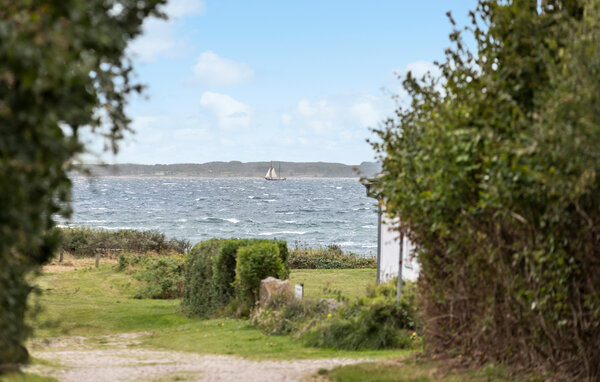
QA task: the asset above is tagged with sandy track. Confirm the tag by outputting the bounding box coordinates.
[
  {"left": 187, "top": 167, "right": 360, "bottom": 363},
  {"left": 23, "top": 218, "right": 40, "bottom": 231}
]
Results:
[{"left": 27, "top": 333, "right": 364, "bottom": 381}]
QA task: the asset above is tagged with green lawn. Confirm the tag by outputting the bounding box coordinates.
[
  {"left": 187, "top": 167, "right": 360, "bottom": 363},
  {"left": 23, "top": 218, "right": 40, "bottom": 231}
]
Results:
[
  {"left": 321, "top": 360, "right": 517, "bottom": 382},
  {"left": 29, "top": 265, "right": 403, "bottom": 360},
  {"left": 289, "top": 268, "right": 376, "bottom": 299}
]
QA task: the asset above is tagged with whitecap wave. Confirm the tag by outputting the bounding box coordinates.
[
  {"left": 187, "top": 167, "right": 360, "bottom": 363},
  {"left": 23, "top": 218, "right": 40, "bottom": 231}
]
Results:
[{"left": 258, "top": 231, "right": 306, "bottom": 236}]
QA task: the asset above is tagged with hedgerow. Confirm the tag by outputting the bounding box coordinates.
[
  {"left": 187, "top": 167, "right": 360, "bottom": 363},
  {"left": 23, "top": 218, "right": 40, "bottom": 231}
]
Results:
[
  {"left": 288, "top": 245, "right": 376, "bottom": 269},
  {"left": 182, "top": 238, "right": 289, "bottom": 318},
  {"left": 60, "top": 227, "right": 191, "bottom": 257},
  {"left": 370, "top": 1, "right": 600, "bottom": 378}
]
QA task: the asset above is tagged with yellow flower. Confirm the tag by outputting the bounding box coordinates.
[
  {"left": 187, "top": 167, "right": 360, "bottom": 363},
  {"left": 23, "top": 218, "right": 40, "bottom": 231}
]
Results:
[
  {"left": 412, "top": 332, "right": 417, "bottom": 337},
  {"left": 221, "top": 323, "right": 225, "bottom": 327},
  {"left": 327, "top": 313, "right": 332, "bottom": 318}
]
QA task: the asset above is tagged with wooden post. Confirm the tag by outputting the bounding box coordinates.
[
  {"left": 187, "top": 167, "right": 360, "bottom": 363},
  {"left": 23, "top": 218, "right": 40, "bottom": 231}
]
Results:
[
  {"left": 59, "top": 250, "right": 64, "bottom": 263},
  {"left": 397, "top": 231, "right": 404, "bottom": 304},
  {"left": 95, "top": 251, "right": 100, "bottom": 268}
]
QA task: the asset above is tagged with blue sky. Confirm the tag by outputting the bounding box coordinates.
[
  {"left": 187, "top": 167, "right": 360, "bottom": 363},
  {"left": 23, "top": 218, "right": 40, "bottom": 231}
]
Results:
[{"left": 97, "top": 0, "right": 478, "bottom": 165}]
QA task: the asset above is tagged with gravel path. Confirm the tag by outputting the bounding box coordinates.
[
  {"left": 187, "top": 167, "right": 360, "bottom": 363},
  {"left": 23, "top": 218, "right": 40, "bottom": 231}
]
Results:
[{"left": 27, "top": 333, "right": 364, "bottom": 381}]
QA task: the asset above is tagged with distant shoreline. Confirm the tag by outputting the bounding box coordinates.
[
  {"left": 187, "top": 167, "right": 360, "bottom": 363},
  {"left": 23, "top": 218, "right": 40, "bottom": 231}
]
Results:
[{"left": 76, "top": 161, "right": 382, "bottom": 179}]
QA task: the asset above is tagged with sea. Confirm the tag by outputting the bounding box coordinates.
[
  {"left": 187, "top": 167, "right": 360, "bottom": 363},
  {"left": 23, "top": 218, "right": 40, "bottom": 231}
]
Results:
[{"left": 61, "top": 177, "right": 379, "bottom": 256}]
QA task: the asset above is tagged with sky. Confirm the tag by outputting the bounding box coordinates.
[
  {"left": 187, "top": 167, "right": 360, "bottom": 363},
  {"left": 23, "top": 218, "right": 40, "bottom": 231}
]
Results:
[{"left": 95, "top": 0, "right": 478, "bottom": 165}]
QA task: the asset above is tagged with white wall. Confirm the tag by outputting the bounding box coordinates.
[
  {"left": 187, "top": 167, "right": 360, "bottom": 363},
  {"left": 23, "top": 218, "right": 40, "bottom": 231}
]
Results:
[{"left": 379, "top": 214, "right": 420, "bottom": 283}]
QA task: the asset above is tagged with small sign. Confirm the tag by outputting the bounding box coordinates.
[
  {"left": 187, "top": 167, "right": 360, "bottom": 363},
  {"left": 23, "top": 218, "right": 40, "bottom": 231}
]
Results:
[{"left": 294, "top": 284, "right": 304, "bottom": 299}]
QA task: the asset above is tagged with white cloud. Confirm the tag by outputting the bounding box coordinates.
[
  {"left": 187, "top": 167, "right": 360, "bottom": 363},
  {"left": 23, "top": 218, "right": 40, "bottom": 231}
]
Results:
[
  {"left": 295, "top": 99, "right": 335, "bottom": 119},
  {"left": 351, "top": 100, "right": 380, "bottom": 127},
  {"left": 191, "top": 51, "right": 254, "bottom": 87},
  {"left": 128, "top": 0, "right": 205, "bottom": 63},
  {"left": 161, "top": 0, "right": 205, "bottom": 18},
  {"left": 199, "top": 92, "right": 252, "bottom": 128},
  {"left": 280, "top": 113, "right": 292, "bottom": 126},
  {"left": 174, "top": 127, "right": 209, "bottom": 141}
]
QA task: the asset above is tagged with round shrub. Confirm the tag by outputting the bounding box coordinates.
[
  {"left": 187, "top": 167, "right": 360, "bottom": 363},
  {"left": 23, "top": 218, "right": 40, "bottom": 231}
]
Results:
[{"left": 235, "top": 242, "right": 286, "bottom": 307}]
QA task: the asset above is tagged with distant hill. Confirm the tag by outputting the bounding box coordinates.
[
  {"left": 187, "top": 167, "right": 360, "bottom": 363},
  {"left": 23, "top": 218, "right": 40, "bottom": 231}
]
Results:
[{"left": 79, "top": 161, "right": 382, "bottom": 178}]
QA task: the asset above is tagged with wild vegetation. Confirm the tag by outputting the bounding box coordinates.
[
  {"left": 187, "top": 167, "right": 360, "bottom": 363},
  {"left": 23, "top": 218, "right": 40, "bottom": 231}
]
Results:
[
  {"left": 116, "top": 253, "right": 186, "bottom": 299},
  {"left": 60, "top": 227, "right": 191, "bottom": 257},
  {"left": 371, "top": 0, "right": 600, "bottom": 379},
  {"left": 251, "top": 279, "right": 419, "bottom": 351},
  {"left": 288, "top": 245, "right": 376, "bottom": 269},
  {"left": 0, "top": 0, "right": 164, "bottom": 372}
]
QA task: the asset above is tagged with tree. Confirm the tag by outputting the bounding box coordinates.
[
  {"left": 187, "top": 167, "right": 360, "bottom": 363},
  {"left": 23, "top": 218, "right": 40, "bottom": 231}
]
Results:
[
  {"left": 371, "top": 0, "right": 599, "bottom": 379},
  {"left": 0, "top": 0, "right": 165, "bottom": 372}
]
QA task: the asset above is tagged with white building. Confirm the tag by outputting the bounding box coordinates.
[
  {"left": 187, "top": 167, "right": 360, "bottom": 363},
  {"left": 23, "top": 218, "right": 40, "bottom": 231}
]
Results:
[{"left": 364, "top": 183, "right": 420, "bottom": 284}]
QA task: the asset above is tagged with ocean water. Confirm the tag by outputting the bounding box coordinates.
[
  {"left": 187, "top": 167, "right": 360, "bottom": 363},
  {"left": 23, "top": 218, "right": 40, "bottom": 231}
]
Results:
[{"left": 61, "top": 177, "right": 379, "bottom": 255}]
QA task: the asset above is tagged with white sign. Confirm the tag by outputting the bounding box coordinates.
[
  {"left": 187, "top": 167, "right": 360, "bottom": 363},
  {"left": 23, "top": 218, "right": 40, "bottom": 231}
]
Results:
[{"left": 294, "top": 284, "right": 304, "bottom": 299}]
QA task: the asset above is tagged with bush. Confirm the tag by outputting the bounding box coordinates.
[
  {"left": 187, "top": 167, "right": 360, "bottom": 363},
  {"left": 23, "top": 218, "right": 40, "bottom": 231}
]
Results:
[
  {"left": 59, "top": 227, "right": 191, "bottom": 257},
  {"left": 251, "top": 293, "right": 330, "bottom": 336},
  {"left": 302, "top": 281, "right": 417, "bottom": 350},
  {"left": 235, "top": 242, "right": 286, "bottom": 312},
  {"left": 115, "top": 252, "right": 146, "bottom": 272},
  {"left": 132, "top": 255, "right": 185, "bottom": 299},
  {"left": 371, "top": 2, "right": 600, "bottom": 378},
  {"left": 115, "top": 252, "right": 185, "bottom": 299},
  {"left": 182, "top": 238, "right": 290, "bottom": 318},
  {"left": 289, "top": 245, "right": 376, "bottom": 269},
  {"left": 182, "top": 239, "right": 222, "bottom": 318}
]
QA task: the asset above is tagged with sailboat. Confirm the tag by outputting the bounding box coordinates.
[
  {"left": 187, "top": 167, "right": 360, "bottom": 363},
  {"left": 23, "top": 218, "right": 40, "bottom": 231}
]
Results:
[{"left": 265, "top": 161, "right": 286, "bottom": 181}]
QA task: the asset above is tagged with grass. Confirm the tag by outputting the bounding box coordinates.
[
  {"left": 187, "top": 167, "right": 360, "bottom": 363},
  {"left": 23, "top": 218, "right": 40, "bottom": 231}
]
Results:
[
  {"left": 289, "top": 268, "right": 376, "bottom": 299},
  {"left": 320, "top": 359, "right": 517, "bottom": 382},
  {"left": 0, "top": 373, "right": 58, "bottom": 382},
  {"left": 30, "top": 264, "right": 403, "bottom": 360}
]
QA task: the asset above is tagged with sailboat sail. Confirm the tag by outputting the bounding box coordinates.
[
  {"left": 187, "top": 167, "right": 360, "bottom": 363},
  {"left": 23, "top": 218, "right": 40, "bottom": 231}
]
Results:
[{"left": 264, "top": 162, "right": 286, "bottom": 180}]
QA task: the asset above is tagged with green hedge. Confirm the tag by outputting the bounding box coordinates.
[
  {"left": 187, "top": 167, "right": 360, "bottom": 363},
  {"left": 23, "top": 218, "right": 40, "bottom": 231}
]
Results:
[
  {"left": 182, "top": 239, "right": 222, "bottom": 318},
  {"left": 59, "top": 227, "right": 191, "bottom": 257},
  {"left": 235, "top": 242, "right": 286, "bottom": 310},
  {"left": 182, "top": 238, "right": 289, "bottom": 318}
]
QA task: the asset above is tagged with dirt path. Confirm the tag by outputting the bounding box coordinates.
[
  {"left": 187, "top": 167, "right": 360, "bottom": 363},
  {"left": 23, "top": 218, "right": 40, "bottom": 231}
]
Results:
[{"left": 27, "top": 333, "right": 364, "bottom": 381}]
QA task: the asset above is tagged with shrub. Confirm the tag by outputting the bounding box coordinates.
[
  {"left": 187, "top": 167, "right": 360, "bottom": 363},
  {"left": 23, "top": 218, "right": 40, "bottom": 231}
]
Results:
[
  {"left": 183, "top": 238, "right": 290, "bottom": 318},
  {"left": 182, "top": 239, "right": 223, "bottom": 318},
  {"left": 302, "top": 281, "right": 417, "bottom": 350},
  {"left": 59, "top": 227, "right": 191, "bottom": 257},
  {"left": 289, "top": 245, "right": 376, "bottom": 269},
  {"left": 115, "top": 252, "right": 185, "bottom": 299},
  {"left": 212, "top": 239, "right": 254, "bottom": 302},
  {"left": 251, "top": 293, "right": 330, "bottom": 336},
  {"left": 234, "top": 242, "right": 286, "bottom": 312},
  {"left": 132, "top": 255, "right": 185, "bottom": 299},
  {"left": 115, "top": 252, "right": 146, "bottom": 272}
]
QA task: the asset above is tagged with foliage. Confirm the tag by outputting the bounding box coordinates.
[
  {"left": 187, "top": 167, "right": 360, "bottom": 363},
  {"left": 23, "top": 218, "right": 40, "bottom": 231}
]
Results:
[
  {"left": 234, "top": 242, "right": 286, "bottom": 312},
  {"left": 60, "top": 227, "right": 190, "bottom": 257},
  {"left": 212, "top": 239, "right": 289, "bottom": 301},
  {"left": 183, "top": 239, "right": 289, "bottom": 318},
  {"left": 289, "top": 245, "right": 376, "bottom": 269},
  {"left": 115, "top": 253, "right": 186, "bottom": 299},
  {"left": 181, "top": 240, "right": 222, "bottom": 318},
  {"left": 0, "top": 0, "right": 163, "bottom": 372},
  {"left": 302, "top": 281, "right": 417, "bottom": 350},
  {"left": 250, "top": 293, "right": 330, "bottom": 336},
  {"left": 370, "top": 0, "right": 600, "bottom": 378}
]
